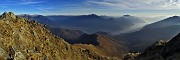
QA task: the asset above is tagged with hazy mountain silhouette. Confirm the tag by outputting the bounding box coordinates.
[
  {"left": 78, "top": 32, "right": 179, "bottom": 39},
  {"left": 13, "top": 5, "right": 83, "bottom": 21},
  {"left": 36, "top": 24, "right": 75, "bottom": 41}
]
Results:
[
  {"left": 143, "top": 16, "right": 180, "bottom": 29},
  {"left": 20, "top": 14, "right": 145, "bottom": 34},
  {"left": 46, "top": 14, "right": 145, "bottom": 34},
  {"left": 122, "top": 16, "right": 180, "bottom": 51}
]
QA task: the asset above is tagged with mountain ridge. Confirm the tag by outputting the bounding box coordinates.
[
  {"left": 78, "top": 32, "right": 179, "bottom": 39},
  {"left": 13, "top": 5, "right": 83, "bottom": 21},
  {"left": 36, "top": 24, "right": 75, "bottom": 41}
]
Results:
[
  {"left": 47, "top": 27, "right": 129, "bottom": 59},
  {"left": 122, "top": 16, "right": 180, "bottom": 51},
  {"left": 0, "top": 12, "right": 117, "bottom": 60}
]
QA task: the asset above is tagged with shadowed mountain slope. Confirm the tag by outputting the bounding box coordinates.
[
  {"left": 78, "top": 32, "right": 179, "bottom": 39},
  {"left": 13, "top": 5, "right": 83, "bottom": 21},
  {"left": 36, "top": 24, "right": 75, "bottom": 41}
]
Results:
[
  {"left": 47, "top": 27, "right": 129, "bottom": 59},
  {"left": 73, "top": 33, "right": 129, "bottom": 59}
]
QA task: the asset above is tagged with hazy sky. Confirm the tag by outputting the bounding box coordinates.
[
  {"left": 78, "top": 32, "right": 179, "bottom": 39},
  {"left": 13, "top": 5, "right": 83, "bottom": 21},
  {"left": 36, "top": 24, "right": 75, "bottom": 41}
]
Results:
[{"left": 0, "top": 0, "right": 180, "bottom": 17}]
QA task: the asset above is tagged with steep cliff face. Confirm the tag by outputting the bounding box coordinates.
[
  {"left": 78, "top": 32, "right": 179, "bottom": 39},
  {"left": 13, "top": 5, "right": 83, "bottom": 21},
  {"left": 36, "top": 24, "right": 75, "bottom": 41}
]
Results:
[{"left": 0, "top": 12, "right": 115, "bottom": 60}]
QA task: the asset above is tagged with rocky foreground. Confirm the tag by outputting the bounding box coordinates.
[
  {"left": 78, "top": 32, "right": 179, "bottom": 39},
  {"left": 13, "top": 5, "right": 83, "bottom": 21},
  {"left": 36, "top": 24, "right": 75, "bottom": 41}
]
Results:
[{"left": 0, "top": 12, "right": 119, "bottom": 60}]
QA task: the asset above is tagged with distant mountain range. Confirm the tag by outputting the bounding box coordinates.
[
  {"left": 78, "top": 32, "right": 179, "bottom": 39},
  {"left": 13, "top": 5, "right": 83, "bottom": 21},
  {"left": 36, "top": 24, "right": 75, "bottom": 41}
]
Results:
[
  {"left": 20, "top": 14, "right": 145, "bottom": 34},
  {"left": 19, "top": 14, "right": 55, "bottom": 26},
  {"left": 122, "top": 16, "right": 180, "bottom": 51}
]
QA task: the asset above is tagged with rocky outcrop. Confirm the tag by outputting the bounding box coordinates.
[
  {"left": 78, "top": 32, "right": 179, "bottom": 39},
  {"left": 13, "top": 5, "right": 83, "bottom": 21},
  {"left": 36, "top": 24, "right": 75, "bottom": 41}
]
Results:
[
  {"left": 0, "top": 12, "right": 117, "bottom": 60},
  {"left": 0, "top": 12, "right": 16, "bottom": 19},
  {"left": 123, "top": 52, "right": 141, "bottom": 60},
  {"left": 135, "top": 40, "right": 167, "bottom": 60}
]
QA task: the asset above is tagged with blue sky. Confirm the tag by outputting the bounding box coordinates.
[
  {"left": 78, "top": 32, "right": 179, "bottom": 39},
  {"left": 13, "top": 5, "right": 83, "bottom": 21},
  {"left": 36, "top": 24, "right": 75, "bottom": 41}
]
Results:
[{"left": 0, "top": 0, "right": 180, "bottom": 17}]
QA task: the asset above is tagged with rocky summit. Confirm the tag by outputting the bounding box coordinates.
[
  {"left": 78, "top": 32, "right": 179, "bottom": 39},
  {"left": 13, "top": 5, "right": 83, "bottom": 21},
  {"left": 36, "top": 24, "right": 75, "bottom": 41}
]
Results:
[{"left": 0, "top": 12, "right": 117, "bottom": 60}]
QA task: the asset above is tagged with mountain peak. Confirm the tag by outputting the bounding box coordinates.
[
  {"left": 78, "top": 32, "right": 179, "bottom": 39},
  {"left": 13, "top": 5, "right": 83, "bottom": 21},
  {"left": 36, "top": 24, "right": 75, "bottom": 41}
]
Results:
[
  {"left": 153, "top": 40, "right": 167, "bottom": 46},
  {"left": 0, "top": 12, "right": 16, "bottom": 19},
  {"left": 80, "top": 14, "right": 99, "bottom": 18},
  {"left": 90, "top": 14, "right": 98, "bottom": 16},
  {"left": 166, "top": 16, "right": 179, "bottom": 19},
  {"left": 172, "top": 15, "right": 179, "bottom": 17},
  {"left": 123, "top": 15, "right": 131, "bottom": 17}
]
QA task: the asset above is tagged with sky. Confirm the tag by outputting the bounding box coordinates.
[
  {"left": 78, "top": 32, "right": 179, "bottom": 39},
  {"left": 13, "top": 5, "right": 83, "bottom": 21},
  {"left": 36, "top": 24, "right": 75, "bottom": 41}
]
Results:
[{"left": 0, "top": 0, "right": 180, "bottom": 17}]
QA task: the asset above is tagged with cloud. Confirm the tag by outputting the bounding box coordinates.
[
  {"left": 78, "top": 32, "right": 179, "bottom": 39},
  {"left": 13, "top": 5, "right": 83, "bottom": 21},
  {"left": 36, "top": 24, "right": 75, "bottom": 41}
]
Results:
[
  {"left": 37, "top": 7, "right": 55, "bottom": 12},
  {"left": 86, "top": 0, "right": 180, "bottom": 10},
  {"left": 0, "top": 5, "right": 7, "bottom": 8},
  {"left": 17, "top": 0, "right": 45, "bottom": 5},
  {"left": 0, "top": 0, "right": 45, "bottom": 6}
]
